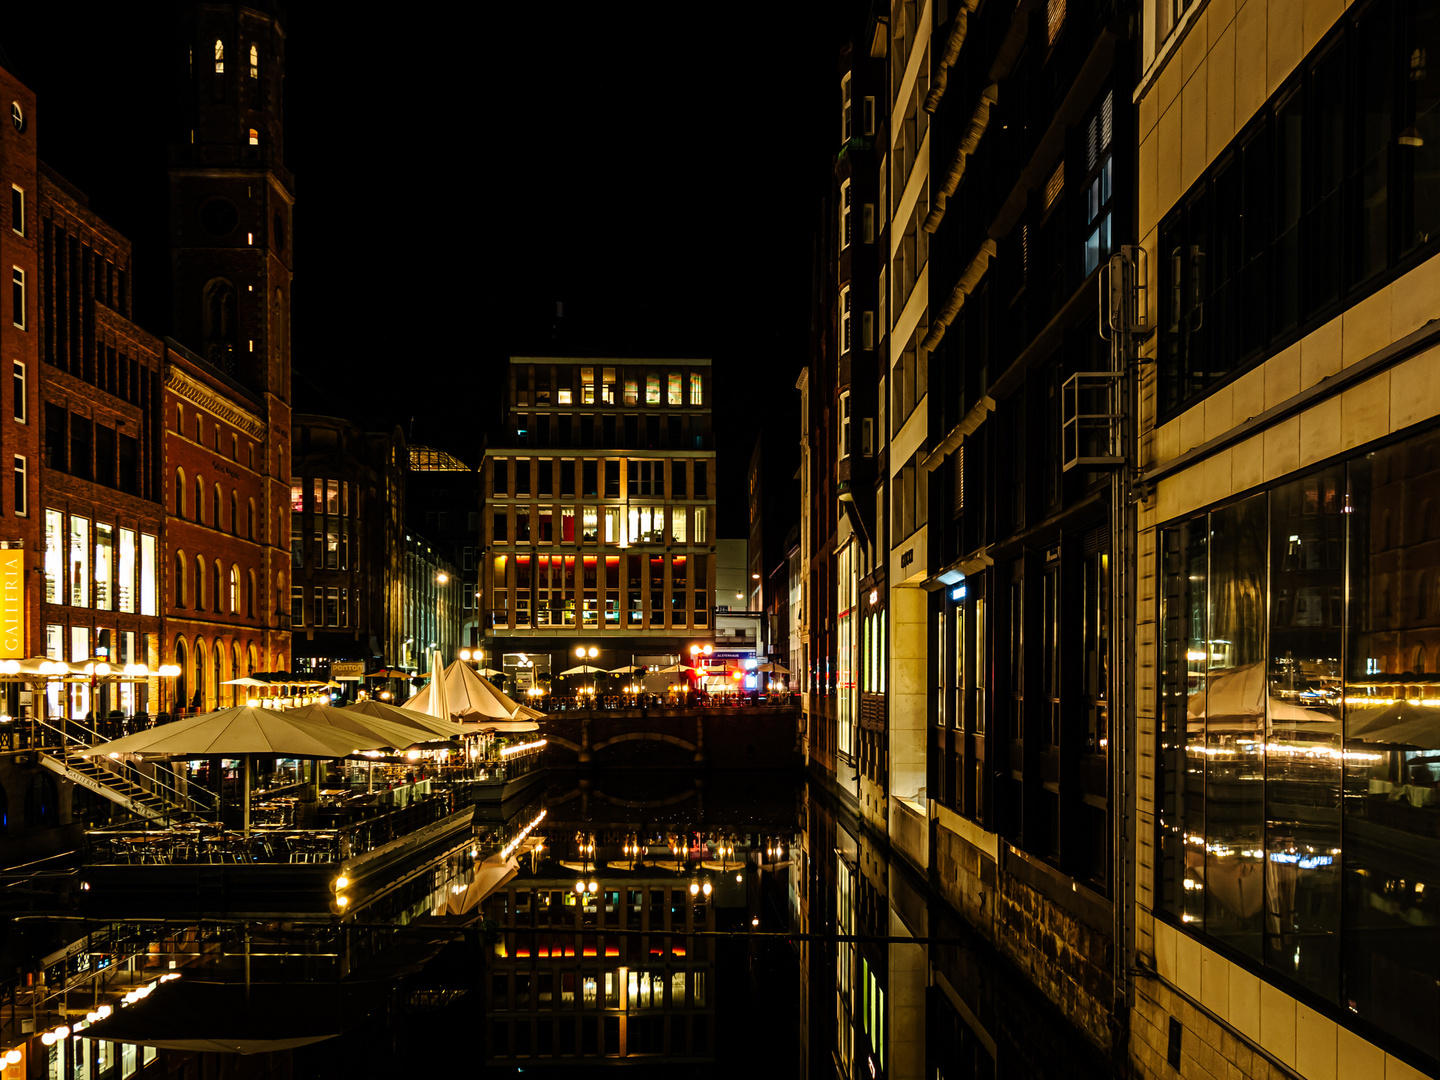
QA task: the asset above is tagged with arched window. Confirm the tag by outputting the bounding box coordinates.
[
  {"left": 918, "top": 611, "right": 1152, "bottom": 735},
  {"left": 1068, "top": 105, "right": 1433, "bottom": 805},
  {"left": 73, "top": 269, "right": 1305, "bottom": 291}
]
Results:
[
  {"left": 195, "top": 555, "right": 206, "bottom": 611},
  {"left": 213, "top": 484, "right": 222, "bottom": 530},
  {"left": 277, "top": 571, "right": 285, "bottom": 623},
  {"left": 196, "top": 413, "right": 202, "bottom": 442},
  {"left": 213, "top": 39, "right": 224, "bottom": 74},
  {"left": 231, "top": 491, "right": 238, "bottom": 535},
  {"left": 247, "top": 644, "right": 257, "bottom": 677},
  {"left": 213, "top": 645, "right": 223, "bottom": 711},
  {"left": 176, "top": 467, "right": 186, "bottom": 517},
  {"left": 176, "top": 403, "right": 183, "bottom": 432},
  {"left": 247, "top": 570, "right": 256, "bottom": 618},
  {"left": 249, "top": 43, "right": 258, "bottom": 78},
  {"left": 215, "top": 560, "right": 224, "bottom": 613},
  {"left": 231, "top": 643, "right": 241, "bottom": 706},
  {"left": 202, "top": 280, "right": 237, "bottom": 373},
  {"left": 248, "top": 128, "right": 259, "bottom": 147},
  {"left": 196, "top": 477, "right": 205, "bottom": 524},
  {"left": 174, "top": 550, "right": 186, "bottom": 608},
  {"left": 173, "top": 638, "right": 188, "bottom": 713},
  {"left": 248, "top": 498, "right": 256, "bottom": 540},
  {"left": 193, "top": 638, "right": 207, "bottom": 711},
  {"left": 231, "top": 434, "right": 238, "bottom": 462},
  {"left": 229, "top": 565, "right": 239, "bottom": 613}
]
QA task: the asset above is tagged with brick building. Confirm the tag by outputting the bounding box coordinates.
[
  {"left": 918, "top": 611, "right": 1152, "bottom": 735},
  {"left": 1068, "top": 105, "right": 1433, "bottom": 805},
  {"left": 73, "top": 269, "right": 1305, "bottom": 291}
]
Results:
[{"left": 160, "top": 0, "right": 293, "bottom": 705}]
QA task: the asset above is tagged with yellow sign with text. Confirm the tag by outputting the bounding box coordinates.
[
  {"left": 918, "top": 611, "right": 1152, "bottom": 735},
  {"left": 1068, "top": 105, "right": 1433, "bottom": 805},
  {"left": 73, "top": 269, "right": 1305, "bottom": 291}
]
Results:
[{"left": 0, "top": 550, "right": 23, "bottom": 658}]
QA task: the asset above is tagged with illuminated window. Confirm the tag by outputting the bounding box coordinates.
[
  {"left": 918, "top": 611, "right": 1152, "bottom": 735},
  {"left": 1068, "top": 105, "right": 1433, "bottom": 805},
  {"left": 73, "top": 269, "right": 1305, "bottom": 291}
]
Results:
[
  {"left": 214, "top": 39, "right": 224, "bottom": 74},
  {"left": 689, "top": 372, "right": 702, "bottom": 404},
  {"left": 840, "top": 285, "right": 851, "bottom": 353},
  {"left": 840, "top": 391, "right": 851, "bottom": 459},
  {"left": 249, "top": 43, "right": 258, "bottom": 78},
  {"left": 1046, "top": 0, "right": 1065, "bottom": 46},
  {"left": 11, "top": 267, "right": 24, "bottom": 329},
  {"left": 841, "top": 72, "right": 852, "bottom": 142},
  {"left": 667, "top": 373, "right": 681, "bottom": 406},
  {"left": 645, "top": 374, "right": 660, "bottom": 404},
  {"left": 11, "top": 455, "right": 24, "bottom": 516},
  {"left": 229, "top": 565, "right": 239, "bottom": 613},
  {"left": 840, "top": 179, "right": 852, "bottom": 249},
  {"left": 248, "top": 128, "right": 259, "bottom": 146}
]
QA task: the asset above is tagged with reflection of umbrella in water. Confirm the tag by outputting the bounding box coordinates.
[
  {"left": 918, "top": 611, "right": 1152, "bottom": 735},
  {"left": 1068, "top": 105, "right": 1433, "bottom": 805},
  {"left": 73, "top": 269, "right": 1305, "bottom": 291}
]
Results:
[{"left": 1347, "top": 701, "right": 1440, "bottom": 749}]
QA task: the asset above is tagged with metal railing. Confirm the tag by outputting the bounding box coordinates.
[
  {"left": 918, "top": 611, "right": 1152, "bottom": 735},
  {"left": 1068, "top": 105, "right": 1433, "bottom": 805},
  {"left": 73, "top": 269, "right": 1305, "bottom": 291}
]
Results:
[{"left": 32, "top": 716, "right": 217, "bottom": 817}]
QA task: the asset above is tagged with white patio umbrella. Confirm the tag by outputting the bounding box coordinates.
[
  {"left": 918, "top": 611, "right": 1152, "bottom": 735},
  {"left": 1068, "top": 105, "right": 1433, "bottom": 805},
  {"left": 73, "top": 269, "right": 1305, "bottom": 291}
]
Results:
[
  {"left": 477, "top": 667, "right": 504, "bottom": 678},
  {"left": 343, "top": 699, "right": 464, "bottom": 739},
  {"left": 405, "top": 660, "right": 524, "bottom": 720},
  {"left": 559, "top": 664, "right": 607, "bottom": 676},
  {"left": 79, "top": 706, "right": 392, "bottom": 836},
  {"left": 288, "top": 702, "right": 448, "bottom": 750},
  {"left": 655, "top": 663, "right": 698, "bottom": 674},
  {"left": 609, "top": 664, "right": 643, "bottom": 674},
  {"left": 754, "top": 662, "right": 791, "bottom": 674}
]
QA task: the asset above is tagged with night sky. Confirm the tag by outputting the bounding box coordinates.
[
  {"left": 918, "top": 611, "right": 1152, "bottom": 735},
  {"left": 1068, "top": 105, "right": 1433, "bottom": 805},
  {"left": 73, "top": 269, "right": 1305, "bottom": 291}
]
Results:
[{"left": 1, "top": 3, "right": 840, "bottom": 534}]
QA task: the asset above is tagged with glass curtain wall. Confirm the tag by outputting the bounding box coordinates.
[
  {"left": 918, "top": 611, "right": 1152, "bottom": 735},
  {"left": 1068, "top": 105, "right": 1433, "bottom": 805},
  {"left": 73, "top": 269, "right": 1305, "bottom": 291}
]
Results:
[{"left": 1156, "top": 423, "right": 1440, "bottom": 1066}]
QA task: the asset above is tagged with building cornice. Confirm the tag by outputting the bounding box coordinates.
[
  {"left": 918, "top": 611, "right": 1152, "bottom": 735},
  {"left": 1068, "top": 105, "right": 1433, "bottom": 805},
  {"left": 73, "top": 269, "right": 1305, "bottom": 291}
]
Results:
[{"left": 166, "top": 367, "right": 266, "bottom": 442}]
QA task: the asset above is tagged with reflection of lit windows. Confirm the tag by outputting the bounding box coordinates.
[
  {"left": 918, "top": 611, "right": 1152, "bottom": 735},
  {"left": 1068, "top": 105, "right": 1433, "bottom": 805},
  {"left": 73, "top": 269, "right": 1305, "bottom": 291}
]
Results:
[{"left": 249, "top": 43, "right": 258, "bottom": 78}]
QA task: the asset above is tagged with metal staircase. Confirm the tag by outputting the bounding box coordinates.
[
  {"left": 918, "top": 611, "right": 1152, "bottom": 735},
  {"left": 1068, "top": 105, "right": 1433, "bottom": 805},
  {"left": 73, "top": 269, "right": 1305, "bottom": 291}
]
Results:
[{"left": 32, "top": 719, "right": 213, "bottom": 824}]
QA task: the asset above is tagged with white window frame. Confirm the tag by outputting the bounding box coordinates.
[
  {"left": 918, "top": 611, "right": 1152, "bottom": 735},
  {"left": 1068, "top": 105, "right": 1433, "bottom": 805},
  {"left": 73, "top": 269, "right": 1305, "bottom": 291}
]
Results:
[
  {"left": 12, "top": 360, "right": 24, "bottom": 423},
  {"left": 863, "top": 96, "right": 876, "bottom": 136},
  {"left": 863, "top": 203, "right": 875, "bottom": 244},
  {"left": 862, "top": 311, "right": 874, "bottom": 351},
  {"left": 841, "top": 72, "right": 853, "bottom": 142},
  {"left": 10, "top": 185, "right": 22, "bottom": 237},
  {"left": 839, "top": 391, "right": 852, "bottom": 460},
  {"left": 840, "top": 179, "right": 852, "bottom": 250},
  {"left": 840, "top": 285, "right": 851, "bottom": 354},
  {"left": 11, "top": 267, "right": 23, "bottom": 330},
  {"left": 13, "top": 455, "right": 26, "bottom": 516}
]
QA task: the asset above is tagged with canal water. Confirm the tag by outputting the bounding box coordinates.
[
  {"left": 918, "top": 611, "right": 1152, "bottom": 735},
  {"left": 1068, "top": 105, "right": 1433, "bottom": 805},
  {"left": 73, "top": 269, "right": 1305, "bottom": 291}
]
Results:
[{"left": 466, "top": 770, "right": 1118, "bottom": 1079}]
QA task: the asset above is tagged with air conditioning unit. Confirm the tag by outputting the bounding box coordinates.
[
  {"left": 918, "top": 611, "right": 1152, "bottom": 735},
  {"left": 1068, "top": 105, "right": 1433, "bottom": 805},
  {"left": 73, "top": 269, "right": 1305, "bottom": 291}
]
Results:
[{"left": 861, "top": 418, "right": 874, "bottom": 457}]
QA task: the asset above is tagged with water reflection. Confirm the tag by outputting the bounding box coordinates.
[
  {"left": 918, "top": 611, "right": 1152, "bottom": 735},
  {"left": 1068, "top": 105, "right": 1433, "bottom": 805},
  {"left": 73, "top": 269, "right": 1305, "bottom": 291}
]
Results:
[{"left": 480, "top": 771, "right": 1115, "bottom": 1077}]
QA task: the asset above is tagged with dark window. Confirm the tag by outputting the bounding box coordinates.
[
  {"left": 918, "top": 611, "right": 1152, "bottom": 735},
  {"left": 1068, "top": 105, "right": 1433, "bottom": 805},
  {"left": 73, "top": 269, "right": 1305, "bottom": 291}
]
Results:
[
  {"left": 515, "top": 460, "right": 530, "bottom": 495},
  {"left": 492, "top": 460, "right": 507, "bottom": 494},
  {"left": 69, "top": 414, "right": 91, "bottom": 481},
  {"left": 671, "top": 460, "right": 686, "bottom": 498},
  {"left": 582, "top": 460, "right": 597, "bottom": 496},
  {"left": 695, "top": 462, "right": 708, "bottom": 498},
  {"left": 1159, "top": 0, "right": 1440, "bottom": 418}
]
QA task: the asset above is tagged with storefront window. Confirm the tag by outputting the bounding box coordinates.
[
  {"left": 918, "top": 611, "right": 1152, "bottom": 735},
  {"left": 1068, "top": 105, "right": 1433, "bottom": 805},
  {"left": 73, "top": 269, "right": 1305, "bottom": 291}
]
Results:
[
  {"left": 117, "top": 529, "right": 135, "bottom": 613},
  {"left": 69, "top": 517, "right": 89, "bottom": 607},
  {"left": 44, "top": 509, "right": 62, "bottom": 602},
  {"left": 94, "top": 523, "right": 114, "bottom": 611},
  {"left": 289, "top": 477, "right": 303, "bottom": 513},
  {"left": 140, "top": 534, "right": 156, "bottom": 615},
  {"left": 1156, "top": 424, "right": 1440, "bottom": 1066}
]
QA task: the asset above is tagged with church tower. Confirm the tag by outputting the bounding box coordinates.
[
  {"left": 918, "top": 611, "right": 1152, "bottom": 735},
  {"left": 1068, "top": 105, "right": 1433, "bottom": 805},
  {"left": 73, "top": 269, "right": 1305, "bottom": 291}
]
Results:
[{"left": 168, "top": 0, "right": 291, "bottom": 405}]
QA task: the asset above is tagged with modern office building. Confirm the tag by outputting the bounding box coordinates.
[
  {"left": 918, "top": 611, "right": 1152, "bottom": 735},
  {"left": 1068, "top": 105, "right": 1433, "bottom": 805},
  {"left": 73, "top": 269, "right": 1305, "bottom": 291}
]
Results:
[
  {"left": 797, "top": 0, "right": 1142, "bottom": 1066},
  {"left": 406, "top": 443, "right": 481, "bottom": 649},
  {"left": 480, "top": 357, "right": 717, "bottom": 685},
  {"left": 1132, "top": 1, "right": 1440, "bottom": 1078},
  {"left": 289, "top": 413, "right": 407, "bottom": 677}
]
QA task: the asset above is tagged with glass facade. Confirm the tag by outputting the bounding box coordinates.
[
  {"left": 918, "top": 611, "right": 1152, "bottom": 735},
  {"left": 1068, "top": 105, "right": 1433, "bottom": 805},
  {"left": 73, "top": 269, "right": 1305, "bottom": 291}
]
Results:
[{"left": 1157, "top": 422, "right": 1440, "bottom": 1065}]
